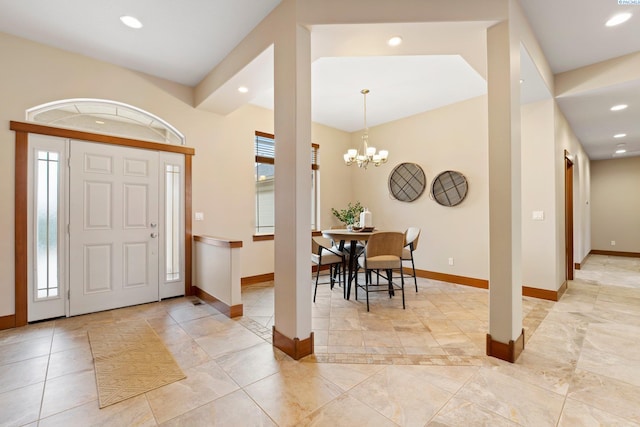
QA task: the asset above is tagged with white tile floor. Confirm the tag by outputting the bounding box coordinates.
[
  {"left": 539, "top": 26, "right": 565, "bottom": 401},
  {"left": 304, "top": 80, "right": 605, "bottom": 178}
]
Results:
[{"left": 1, "top": 254, "right": 640, "bottom": 426}]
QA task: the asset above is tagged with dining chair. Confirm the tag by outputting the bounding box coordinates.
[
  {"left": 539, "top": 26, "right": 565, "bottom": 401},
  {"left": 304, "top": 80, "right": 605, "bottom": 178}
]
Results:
[
  {"left": 355, "top": 231, "right": 405, "bottom": 311},
  {"left": 402, "top": 227, "right": 421, "bottom": 292},
  {"left": 311, "top": 236, "right": 346, "bottom": 302}
]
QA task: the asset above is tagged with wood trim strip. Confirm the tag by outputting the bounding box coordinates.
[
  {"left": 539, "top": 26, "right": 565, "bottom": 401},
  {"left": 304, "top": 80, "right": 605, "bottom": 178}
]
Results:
[
  {"left": 413, "top": 269, "right": 489, "bottom": 289},
  {"left": 255, "top": 130, "right": 275, "bottom": 139},
  {"left": 272, "top": 326, "right": 313, "bottom": 360},
  {"left": 253, "top": 234, "right": 274, "bottom": 242},
  {"left": 194, "top": 235, "right": 243, "bottom": 249},
  {"left": 486, "top": 328, "right": 525, "bottom": 363},
  {"left": 15, "top": 131, "right": 28, "bottom": 327},
  {"left": 185, "top": 154, "right": 193, "bottom": 296},
  {"left": 0, "top": 315, "right": 16, "bottom": 331},
  {"left": 10, "top": 121, "right": 195, "bottom": 155},
  {"left": 590, "top": 249, "right": 640, "bottom": 258},
  {"left": 242, "top": 273, "right": 275, "bottom": 286},
  {"left": 255, "top": 155, "right": 275, "bottom": 164},
  {"left": 522, "top": 286, "right": 560, "bottom": 301},
  {"left": 193, "top": 286, "right": 243, "bottom": 318}
]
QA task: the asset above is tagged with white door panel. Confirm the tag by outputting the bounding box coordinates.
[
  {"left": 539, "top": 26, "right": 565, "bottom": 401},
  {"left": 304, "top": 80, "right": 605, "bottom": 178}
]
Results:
[{"left": 69, "top": 142, "right": 159, "bottom": 316}]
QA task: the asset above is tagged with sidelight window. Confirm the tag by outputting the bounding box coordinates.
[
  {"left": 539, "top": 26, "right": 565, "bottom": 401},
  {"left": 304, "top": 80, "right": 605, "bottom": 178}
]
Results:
[{"left": 35, "top": 151, "right": 61, "bottom": 299}]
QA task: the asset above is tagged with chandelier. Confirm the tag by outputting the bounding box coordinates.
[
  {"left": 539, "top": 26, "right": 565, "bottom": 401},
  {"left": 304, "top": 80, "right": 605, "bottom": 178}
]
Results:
[{"left": 343, "top": 89, "right": 389, "bottom": 169}]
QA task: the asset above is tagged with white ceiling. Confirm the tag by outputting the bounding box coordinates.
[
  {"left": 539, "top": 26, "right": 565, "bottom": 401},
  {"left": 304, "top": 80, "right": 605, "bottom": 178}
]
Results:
[{"left": 0, "top": 0, "right": 638, "bottom": 160}]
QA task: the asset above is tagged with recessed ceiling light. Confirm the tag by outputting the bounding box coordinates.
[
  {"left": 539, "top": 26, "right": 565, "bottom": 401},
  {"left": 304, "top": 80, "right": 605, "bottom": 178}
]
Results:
[
  {"left": 238, "top": 86, "right": 249, "bottom": 93},
  {"left": 606, "top": 12, "right": 632, "bottom": 27},
  {"left": 95, "top": 120, "right": 105, "bottom": 125},
  {"left": 120, "top": 15, "right": 143, "bottom": 29},
  {"left": 614, "top": 133, "right": 627, "bottom": 138},
  {"left": 387, "top": 36, "right": 403, "bottom": 47},
  {"left": 519, "top": 79, "right": 524, "bottom": 84},
  {"left": 610, "top": 104, "right": 628, "bottom": 111},
  {"left": 615, "top": 148, "right": 627, "bottom": 154}
]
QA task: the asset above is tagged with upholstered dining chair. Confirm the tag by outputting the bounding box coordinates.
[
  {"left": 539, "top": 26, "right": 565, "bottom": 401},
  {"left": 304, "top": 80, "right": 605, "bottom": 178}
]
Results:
[
  {"left": 311, "top": 236, "right": 346, "bottom": 302},
  {"left": 355, "top": 231, "right": 405, "bottom": 311},
  {"left": 402, "top": 227, "right": 421, "bottom": 292}
]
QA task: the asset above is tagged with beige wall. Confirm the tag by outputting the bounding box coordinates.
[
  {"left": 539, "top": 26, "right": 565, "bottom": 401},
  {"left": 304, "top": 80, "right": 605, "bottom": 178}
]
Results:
[
  {"left": 349, "top": 96, "right": 489, "bottom": 280},
  {"left": 591, "top": 156, "right": 640, "bottom": 253},
  {"left": 0, "top": 31, "right": 352, "bottom": 317},
  {"left": 521, "top": 99, "right": 557, "bottom": 289}
]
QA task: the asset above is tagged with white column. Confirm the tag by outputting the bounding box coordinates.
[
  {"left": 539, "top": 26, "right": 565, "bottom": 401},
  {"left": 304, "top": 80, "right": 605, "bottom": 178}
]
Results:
[
  {"left": 272, "top": 6, "right": 313, "bottom": 352},
  {"left": 486, "top": 19, "right": 523, "bottom": 357}
]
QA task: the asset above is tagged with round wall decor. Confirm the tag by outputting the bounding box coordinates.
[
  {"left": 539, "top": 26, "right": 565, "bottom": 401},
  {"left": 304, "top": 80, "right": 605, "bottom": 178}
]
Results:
[
  {"left": 388, "top": 162, "right": 426, "bottom": 202},
  {"left": 430, "top": 170, "right": 468, "bottom": 207}
]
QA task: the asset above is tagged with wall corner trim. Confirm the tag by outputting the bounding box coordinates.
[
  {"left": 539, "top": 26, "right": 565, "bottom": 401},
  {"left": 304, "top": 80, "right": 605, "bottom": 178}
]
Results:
[
  {"left": 272, "top": 326, "right": 313, "bottom": 360},
  {"left": 486, "top": 328, "right": 525, "bottom": 363}
]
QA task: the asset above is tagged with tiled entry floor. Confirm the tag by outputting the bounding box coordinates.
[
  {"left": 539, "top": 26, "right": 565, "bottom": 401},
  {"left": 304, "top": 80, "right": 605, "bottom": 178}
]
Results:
[{"left": 1, "top": 255, "right": 640, "bottom": 425}]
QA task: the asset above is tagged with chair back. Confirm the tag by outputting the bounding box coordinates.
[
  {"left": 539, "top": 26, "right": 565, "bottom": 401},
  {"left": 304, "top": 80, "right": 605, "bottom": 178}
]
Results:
[
  {"left": 312, "top": 236, "right": 334, "bottom": 255},
  {"left": 405, "top": 227, "right": 421, "bottom": 251},
  {"left": 365, "top": 232, "right": 404, "bottom": 258}
]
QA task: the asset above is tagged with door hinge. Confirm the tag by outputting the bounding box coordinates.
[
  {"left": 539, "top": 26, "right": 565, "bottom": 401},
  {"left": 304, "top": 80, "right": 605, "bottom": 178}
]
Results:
[
  {"left": 67, "top": 224, "right": 70, "bottom": 235},
  {"left": 67, "top": 290, "right": 70, "bottom": 300}
]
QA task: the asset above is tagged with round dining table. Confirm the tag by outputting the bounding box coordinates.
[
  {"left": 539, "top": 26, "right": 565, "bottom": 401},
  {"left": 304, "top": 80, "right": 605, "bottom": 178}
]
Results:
[{"left": 321, "top": 229, "right": 378, "bottom": 299}]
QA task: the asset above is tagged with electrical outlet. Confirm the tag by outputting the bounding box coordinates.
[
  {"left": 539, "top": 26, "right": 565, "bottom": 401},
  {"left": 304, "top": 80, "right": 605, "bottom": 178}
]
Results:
[
  {"left": 611, "top": 240, "right": 616, "bottom": 246},
  {"left": 448, "top": 257, "right": 454, "bottom": 266},
  {"left": 195, "top": 212, "right": 204, "bottom": 221}
]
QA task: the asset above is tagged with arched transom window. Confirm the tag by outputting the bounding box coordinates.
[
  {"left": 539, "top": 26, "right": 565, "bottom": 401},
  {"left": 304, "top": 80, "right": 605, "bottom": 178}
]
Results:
[{"left": 26, "top": 98, "right": 185, "bottom": 145}]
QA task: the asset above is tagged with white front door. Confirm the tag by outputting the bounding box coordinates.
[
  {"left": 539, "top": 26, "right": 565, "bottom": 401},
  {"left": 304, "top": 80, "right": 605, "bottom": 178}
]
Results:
[{"left": 69, "top": 141, "right": 159, "bottom": 316}]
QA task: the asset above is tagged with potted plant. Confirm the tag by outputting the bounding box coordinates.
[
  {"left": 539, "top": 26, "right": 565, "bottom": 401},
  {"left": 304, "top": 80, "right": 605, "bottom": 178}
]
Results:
[{"left": 331, "top": 201, "right": 364, "bottom": 230}]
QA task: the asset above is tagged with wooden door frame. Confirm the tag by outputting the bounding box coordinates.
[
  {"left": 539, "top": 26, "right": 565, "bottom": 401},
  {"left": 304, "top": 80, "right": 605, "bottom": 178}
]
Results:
[
  {"left": 11, "top": 121, "right": 195, "bottom": 327},
  {"left": 564, "top": 150, "right": 574, "bottom": 281}
]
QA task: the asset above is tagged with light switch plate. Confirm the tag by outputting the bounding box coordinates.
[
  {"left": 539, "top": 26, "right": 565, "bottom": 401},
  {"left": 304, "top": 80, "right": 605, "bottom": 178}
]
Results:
[
  {"left": 195, "top": 212, "right": 204, "bottom": 221},
  {"left": 532, "top": 211, "right": 544, "bottom": 221}
]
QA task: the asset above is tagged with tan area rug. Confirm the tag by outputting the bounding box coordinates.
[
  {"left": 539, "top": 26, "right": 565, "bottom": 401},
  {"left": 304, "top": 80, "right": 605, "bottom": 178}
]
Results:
[{"left": 88, "top": 320, "right": 186, "bottom": 408}]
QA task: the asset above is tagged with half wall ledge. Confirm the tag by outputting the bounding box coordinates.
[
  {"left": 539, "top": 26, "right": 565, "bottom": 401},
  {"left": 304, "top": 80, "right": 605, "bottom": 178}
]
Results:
[{"left": 193, "top": 235, "right": 243, "bottom": 318}]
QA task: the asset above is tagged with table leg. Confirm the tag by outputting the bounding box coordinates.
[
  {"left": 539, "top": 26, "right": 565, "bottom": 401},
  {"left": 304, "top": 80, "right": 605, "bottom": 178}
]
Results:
[{"left": 346, "top": 239, "right": 358, "bottom": 300}]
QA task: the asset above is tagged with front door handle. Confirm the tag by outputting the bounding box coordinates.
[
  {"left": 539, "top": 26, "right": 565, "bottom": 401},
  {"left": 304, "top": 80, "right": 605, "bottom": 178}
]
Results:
[{"left": 150, "top": 233, "right": 158, "bottom": 238}]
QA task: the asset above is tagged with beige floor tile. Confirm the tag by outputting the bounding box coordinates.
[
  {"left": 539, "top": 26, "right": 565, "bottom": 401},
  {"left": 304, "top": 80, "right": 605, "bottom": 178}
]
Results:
[
  {"left": 0, "top": 382, "right": 45, "bottom": 426},
  {"left": 429, "top": 396, "right": 520, "bottom": 426},
  {"left": 40, "top": 370, "right": 98, "bottom": 419},
  {"left": 0, "top": 355, "right": 48, "bottom": 394},
  {"left": 160, "top": 389, "right": 275, "bottom": 427},
  {"left": 146, "top": 360, "right": 239, "bottom": 423},
  {"left": 46, "top": 346, "right": 94, "bottom": 379},
  {"left": 312, "top": 362, "right": 386, "bottom": 391},
  {"left": 348, "top": 365, "right": 455, "bottom": 426},
  {"left": 568, "top": 369, "right": 640, "bottom": 423},
  {"left": 244, "top": 361, "right": 343, "bottom": 426},
  {"left": 214, "top": 342, "right": 283, "bottom": 387},
  {"left": 0, "top": 322, "right": 54, "bottom": 346},
  {"left": 298, "top": 394, "right": 396, "bottom": 426},
  {"left": 455, "top": 367, "right": 565, "bottom": 426},
  {"left": 327, "top": 330, "right": 364, "bottom": 347},
  {"left": 196, "top": 324, "right": 265, "bottom": 359},
  {"left": 165, "top": 339, "right": 211, "bottom": 370},
  {"left": 50, "top": 329, "right": 91, "bottom": 354},
  {"left": 179, "top": 314, "right": 235, "bottom": 339},
  {"left": 0, "top": 335, "right": 52, "bottom": 365},
  {"left": 38, "top": 394, "right": 156, "bottom": 427},
  {"left": 557, "top": 398, "right": 640, "bottom": 427}
]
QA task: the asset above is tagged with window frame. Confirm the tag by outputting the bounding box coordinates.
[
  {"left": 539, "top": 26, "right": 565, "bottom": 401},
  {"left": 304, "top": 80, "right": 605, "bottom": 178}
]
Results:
[{"left": 253, "top": 131, "right": 319, "bottom": 241}]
